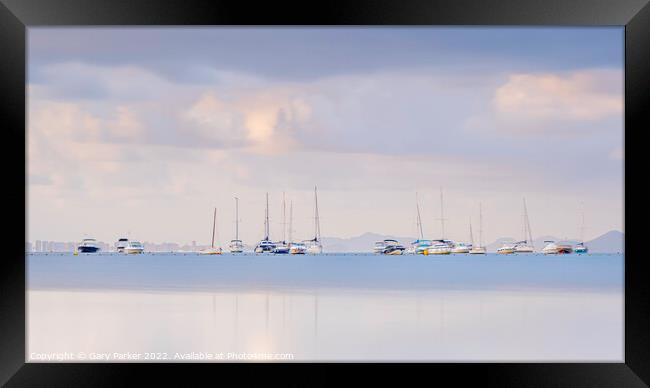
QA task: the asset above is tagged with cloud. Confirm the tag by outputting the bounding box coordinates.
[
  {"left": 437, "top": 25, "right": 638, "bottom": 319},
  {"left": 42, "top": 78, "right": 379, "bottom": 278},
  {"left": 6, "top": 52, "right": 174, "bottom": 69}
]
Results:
[{"left": 492, "top": 69, "right": 622, "bottom": 130}]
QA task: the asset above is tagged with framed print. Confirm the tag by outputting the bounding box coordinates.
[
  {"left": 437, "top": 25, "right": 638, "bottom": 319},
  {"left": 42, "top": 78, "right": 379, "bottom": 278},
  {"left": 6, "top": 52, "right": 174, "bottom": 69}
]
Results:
[{"left": 1, "top": 0, "right": 648, "bottom": 386}]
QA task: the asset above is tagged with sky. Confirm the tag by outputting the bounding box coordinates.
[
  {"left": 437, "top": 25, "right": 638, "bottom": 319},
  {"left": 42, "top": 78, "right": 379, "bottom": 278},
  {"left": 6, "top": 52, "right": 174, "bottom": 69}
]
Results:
[{"left": 27, "top": 27, "right": 624, "bottom": 245}]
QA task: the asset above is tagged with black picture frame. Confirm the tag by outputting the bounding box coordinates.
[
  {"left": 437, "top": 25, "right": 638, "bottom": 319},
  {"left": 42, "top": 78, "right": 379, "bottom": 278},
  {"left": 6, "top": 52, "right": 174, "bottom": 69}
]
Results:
[{"left": 1, "top": 0, "right": 647, "bottom": 386}]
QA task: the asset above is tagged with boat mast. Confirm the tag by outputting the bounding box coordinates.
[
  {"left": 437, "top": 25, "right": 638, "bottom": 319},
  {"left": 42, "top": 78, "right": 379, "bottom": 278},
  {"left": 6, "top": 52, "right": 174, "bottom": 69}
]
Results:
[
  {"left": 580, "top": 203, "right": 585, "bottom": 243},
  {"left": 469, "top": 217, "right": 474, "bottom": 246},
  {"left": 314, "top": 186, "right": 321, "bottom": 242},
  {"left": 416, "top": 192, "right": 424, "bottom": 239},
  {"left": 282, "top": 192, "right": 286, "bottom": 243},
  {"left": 211, "top": 207, "right": 216, "bottom": 248},
  {"left": 479, "top": 202, "right": 483, "bottom": 248},
  {"left": 264, "top": 192, "right": 270, "bottom": 240},
  {"left": 438, "top": 187, "right": 446, "bottom": 239},
  {"left": 523, "top": 198, "right": 533, "bottom": 248},
  {"left": 289, "top": 200, "right": 293, "bottom": 244},
  {"left": 234, "top": 197, "right": 239, "bottom": 241}
]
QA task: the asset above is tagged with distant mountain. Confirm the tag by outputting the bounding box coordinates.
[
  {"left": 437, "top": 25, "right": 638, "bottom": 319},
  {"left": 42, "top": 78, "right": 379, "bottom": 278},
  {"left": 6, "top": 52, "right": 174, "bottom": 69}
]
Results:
[
  {"left": 584, "top": 230, "right": 624, "bottom": 253},
  {"left": 322, "top": 233, "right": 417, "bottom": 252},
  {"left": 320, "top": 230, "right": 623, "bottom": 253}
]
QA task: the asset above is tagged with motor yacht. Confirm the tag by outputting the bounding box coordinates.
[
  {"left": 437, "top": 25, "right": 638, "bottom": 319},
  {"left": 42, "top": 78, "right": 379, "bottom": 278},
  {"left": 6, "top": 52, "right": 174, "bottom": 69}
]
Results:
[
  {"left": 124, "top": 241, "right": 144, "bottom": 254},
  {"left": 77, "top": 238, "right": 100, "bottom": 253},
  {"left": 115, "top": 238, "right": 128, "bottom": 253}
]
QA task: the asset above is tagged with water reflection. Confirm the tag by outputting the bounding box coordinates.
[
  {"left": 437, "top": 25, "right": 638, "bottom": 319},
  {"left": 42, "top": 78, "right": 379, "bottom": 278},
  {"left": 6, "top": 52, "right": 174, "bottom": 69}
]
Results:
[{"left": 28, "top": 287, "right": 622, "bottom": 361}]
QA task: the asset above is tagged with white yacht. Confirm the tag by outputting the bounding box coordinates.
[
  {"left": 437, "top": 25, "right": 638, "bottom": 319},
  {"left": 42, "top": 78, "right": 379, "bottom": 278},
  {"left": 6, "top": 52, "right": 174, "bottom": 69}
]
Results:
[
  {"left": 305, "top": 186, "right": 323, "bottom": 254},
  {"left": 124, "top": 241, "right": 144, "bottom": 254},
  {"left": 451, "top": 242, "right": 471, "bottom": 254},
  {"left": 427, "top": 240, "right": 452, "bottom": 255},
  {"left": 229, "top": 197, "right": 244, "bottom": 253},
  {"left": 514, "top": 198, "right": 535, "bottom": 253},
  {"left": 77, "top": 238, "right": 100, "bottom": 253},
  {"left": 497, "top": 243, "right": 516, "bottom": 254},
  {"left": 115, "top": 238, "right": 129, "bottom": 253},
  {"left": 289, "top": 242, "right": 307, "bottom": 254},
  {"left": 542, "top": 241, "right": 573, "bottom": 254},
  {"left": 254, "top": 193, "right": 276, "bottom": 253},
  {"left": 373, "top": 239, "right": 405, "bottom": 255},
  {"left": 200, "top": 208, "right": 222, "bottom": 255}
]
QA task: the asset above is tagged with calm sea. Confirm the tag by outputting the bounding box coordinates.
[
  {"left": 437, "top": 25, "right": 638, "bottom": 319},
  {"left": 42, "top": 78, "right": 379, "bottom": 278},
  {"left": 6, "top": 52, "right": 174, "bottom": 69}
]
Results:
[{"left": 27, "top": 253, "right": 623, "bottom": 361}]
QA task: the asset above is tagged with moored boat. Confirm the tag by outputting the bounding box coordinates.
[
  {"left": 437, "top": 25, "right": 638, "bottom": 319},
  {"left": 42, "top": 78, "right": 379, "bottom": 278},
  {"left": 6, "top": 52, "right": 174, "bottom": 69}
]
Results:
[
  {"left": 427, "top": 240, "right": 452, "bottom": 255},
  {"left": 200, "top": 208, "right": 222, "bottom": 255},
  {"left": 255, "top": 193, "right": 276, "bottom": 253},
  {"left": 542, "top": 240, "right": 573, "bottom": 254},
  {"left": 497, "top": 243, "right": 516, "bottom": 254},
  {"left": 289, "top": 242, "right": 307, "bottom": 254},
  {"left": 124, "top": 241, "right": 144, "bottom": 254},
  {"left": 451, "top": 242, "right": 471, "bottom": 254},
  {"left": 305, "top": 186, "right": 323, "bottom": 254},
  {"left": 229, "top": 197, "right": 244, "bottom": 253},
  {"left": 115, "top": 238, "right": 128, "bottom": 253},
  {"left": 77, "top": 238, "right": 100, "bottom": 253},
  {"left": 469, "top": 203, "right": 487, "bottom": 254},
  {"left": 514, "top": 198, "right": 535, "bottom": 253},
  {"left": 574, "top": 242, "right": 588, "bottom": 254}
]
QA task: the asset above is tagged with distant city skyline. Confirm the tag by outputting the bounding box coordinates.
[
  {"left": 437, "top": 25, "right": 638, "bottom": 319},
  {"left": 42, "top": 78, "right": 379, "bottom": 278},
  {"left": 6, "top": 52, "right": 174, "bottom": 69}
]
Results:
[{"left": 28, "top": 27, "right": 623, "bottom": 245}]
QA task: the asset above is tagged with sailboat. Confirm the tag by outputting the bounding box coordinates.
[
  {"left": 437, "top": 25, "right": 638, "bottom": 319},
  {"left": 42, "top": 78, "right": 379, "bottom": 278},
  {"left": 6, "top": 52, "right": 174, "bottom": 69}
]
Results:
[
  {"left": 427, "top": 188, "right": 452, "bottom": 255},
  {"left": 304, "top": 186, "right": 323, "bottom": 254},
  {"left": 200, "top": 208, "right": 223, "bottom": 255},
  {"left": 469, "top": 203, "right": 487, "bottom": 254},
  {"left": 273, "top": 192, "right": 290, "bottom": 254},
  {"left": 254, "top": 193, "right": 276, "bottom": 253},
  {"left": 452, "top": 219, "right": 472, "bottom": 253},
  {"left": 288, "top": 200, "right": 307, "bottom": 254},
  {"left": 228, "top": 197, "right": 244, "bottom": 253},
  {"left": 574, "top": 205, "right": 589, "bottom": 253},
  {"left": 514, "top": 198, "right": 534, "bottom": 253},
  {"left": 410, "top": 192, "right": 432, "bottom": 254}
]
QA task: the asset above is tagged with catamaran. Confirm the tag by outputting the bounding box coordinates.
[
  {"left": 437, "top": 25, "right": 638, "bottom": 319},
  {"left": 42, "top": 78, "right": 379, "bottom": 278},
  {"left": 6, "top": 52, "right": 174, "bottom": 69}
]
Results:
[
  {"left": 514, "top": 198, "right": 535, "bottom": 253},
  {"left": 469, "top": 203, "right": 487, "bottom": 254},
  {"left": 304, "top": 186, "right": 323, "bottom": 254},
  {"left": 255, "top": 193, "right": 276, "bottom": 253},
  {"left": 200, "top": 208, "right": 222, "bottom": 254},
  {"left": 229, "top": 197, "right": 244, "bottom": 253}
]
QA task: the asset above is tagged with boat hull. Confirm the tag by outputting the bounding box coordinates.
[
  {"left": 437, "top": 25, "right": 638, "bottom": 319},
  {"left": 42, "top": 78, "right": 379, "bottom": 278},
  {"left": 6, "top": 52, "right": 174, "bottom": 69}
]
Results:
[
  {"left": 200, "top": 248, "right": 222, "bottom": 255},
  {"left": 124, "top": 248, "right": 144, "bottom": 254},
  {"left": 77, "top": 246, "right": 100, "bottom": 253},
  {"left": 497, "top": 248, "right": 515, "bottom": 254},
  {"left": 469, "top": 247, "right": 487, "bottom": 254}
]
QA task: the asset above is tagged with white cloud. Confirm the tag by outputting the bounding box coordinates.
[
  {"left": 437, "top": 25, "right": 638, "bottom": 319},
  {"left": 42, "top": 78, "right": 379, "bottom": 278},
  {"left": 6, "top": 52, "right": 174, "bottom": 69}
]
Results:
[{"left": 493, "top": 69, "right": 622, "bottom": 125}]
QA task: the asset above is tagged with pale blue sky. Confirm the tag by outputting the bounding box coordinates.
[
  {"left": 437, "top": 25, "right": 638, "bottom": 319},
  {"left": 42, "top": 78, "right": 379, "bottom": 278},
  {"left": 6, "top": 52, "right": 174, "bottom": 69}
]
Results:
[{"left": 27, "top": 27, "right": 623, "bottom": 244}]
